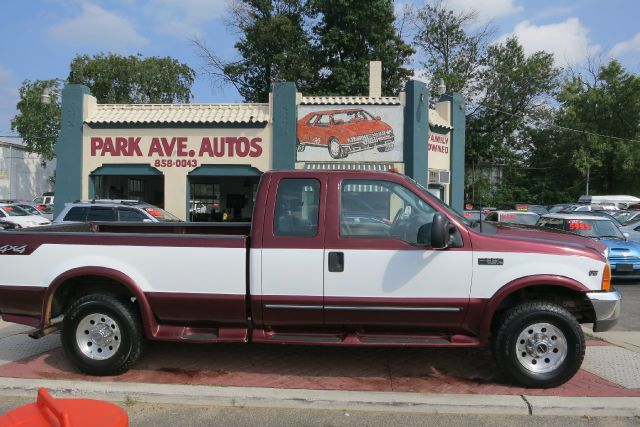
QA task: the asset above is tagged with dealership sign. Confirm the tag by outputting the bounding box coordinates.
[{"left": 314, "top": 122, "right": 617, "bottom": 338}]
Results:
[
  {"left": 90, "top": 136, "right": 264, "bottom": 160},
  {"left": 428, "top": 133, "right": 449, "bottom": 154}
]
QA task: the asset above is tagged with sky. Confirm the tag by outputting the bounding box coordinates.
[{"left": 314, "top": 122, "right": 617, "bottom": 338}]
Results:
[{"left": 1, "top": 0, "right": 640, "bottom": 137}]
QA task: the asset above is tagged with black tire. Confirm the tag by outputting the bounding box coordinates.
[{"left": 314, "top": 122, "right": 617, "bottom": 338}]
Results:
[
  {"left": 377, "top": 143, "right": 394, "bottom": 152},
  {"left": 492, "top": 301, "right": 585, "bottom": 388},
  {"left": 328, "top": 137, "right": 345, "bottom": 159},
  {"left": 61, "top": 294, "right": 144, "bottom": 376}
]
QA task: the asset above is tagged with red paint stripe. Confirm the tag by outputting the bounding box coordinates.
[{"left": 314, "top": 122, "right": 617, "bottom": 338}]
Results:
[
  {"left": 146, "top": 292, "right": 246, "bottom": 325},
  {"left": 0, "top": 286, "right": 46, "bottom": 318}
]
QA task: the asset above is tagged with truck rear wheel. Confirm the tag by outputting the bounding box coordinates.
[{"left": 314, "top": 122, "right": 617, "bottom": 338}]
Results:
[
  {"left": 61, "top": 294, "right": 144, "bottom": 376},
  {"left": 492, "top": 301, "right": 585, "bottom": 388}
]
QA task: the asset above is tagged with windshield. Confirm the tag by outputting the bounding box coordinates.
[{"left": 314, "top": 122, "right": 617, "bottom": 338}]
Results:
[
  {"left": 565, "top": 218, "right": 624, "bottom": 239},
  {"left": 143, "top": 206, "right": 182, "bottom": 222},
  {"left": 402, "top": 175, "right": 470, "bottom": 226},
  {"left": 1, "top": 205, "right": 30, "bottom": 217},
  {"left": 500, "top": 213, "right": 540, "bottom": 225}
]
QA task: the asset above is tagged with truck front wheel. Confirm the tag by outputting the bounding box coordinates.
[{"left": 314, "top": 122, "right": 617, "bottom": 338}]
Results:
[
  {"left": 61, "top": 294, "right": 144, "bottom": 376},
  {"left": 492, "top": 301, "right": 585, "bottom": 388}
]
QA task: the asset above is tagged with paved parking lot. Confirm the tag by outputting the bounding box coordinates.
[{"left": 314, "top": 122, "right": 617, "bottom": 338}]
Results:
[{"left": 614, "top": 281, "right": 640, "bottom": 331}]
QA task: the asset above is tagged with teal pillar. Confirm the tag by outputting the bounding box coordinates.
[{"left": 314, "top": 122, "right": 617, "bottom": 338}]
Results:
[
  {"left": 403, "top": 80, "right": 429, "bottom": 186},
  {"left": 271, "top": 82, "right": 297, "bottom": 170},
  {"left": 53, "top": 85, "right": 90, "bottom": 218},
  {"left": 444, "top": 92, "right": 466, "bottom": 213}
]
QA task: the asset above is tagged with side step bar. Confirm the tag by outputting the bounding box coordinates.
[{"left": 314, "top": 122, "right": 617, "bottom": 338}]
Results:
[{"left": 252, "top": 329, "right": 480, "bottom": 347}]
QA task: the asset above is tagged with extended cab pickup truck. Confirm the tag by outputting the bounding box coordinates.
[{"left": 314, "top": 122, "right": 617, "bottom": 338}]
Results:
[{"left": 0, "top": 170, "right": 621, "bottom": 388}]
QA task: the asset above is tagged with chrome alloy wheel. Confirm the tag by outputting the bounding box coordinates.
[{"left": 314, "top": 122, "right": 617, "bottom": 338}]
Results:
[
  {"left": 75, "top": 313, "right": 121, "bottom": 360},
  {"left": 515, "top": 322, "right": 567, "bottom": 374}
]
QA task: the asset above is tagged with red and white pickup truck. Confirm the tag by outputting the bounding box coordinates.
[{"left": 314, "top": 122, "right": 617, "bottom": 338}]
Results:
[{"left": 0, "top": 170, "right": 621, "bottom": 388}]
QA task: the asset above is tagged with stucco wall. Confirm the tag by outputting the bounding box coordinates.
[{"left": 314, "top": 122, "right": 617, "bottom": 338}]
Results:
[{"left": 0, "top": 141, "right": 55, "bottom": 201}]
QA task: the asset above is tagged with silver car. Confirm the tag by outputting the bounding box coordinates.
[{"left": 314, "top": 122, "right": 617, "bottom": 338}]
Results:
[{"left": 54, "top": 200, "right": 181, "bottom": 224}]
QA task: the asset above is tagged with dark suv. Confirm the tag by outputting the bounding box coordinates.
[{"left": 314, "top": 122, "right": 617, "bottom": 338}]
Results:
[{"left": 53, "top": 200, "right": 181, "bottom": 224}]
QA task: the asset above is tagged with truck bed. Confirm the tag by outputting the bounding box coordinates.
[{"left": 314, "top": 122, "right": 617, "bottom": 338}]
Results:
[{"left": 24, "top": 221, "right": 252, "bottom": 236}]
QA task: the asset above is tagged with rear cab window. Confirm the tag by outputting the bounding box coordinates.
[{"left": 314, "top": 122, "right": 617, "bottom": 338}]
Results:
[{"left": 273, "top": 179, "right": 320, "bottom": 237}]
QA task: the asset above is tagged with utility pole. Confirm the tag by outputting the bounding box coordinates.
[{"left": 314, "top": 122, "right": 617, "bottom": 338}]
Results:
[{"left": 586, "top": 164, "right": 590, "bottom": 196}]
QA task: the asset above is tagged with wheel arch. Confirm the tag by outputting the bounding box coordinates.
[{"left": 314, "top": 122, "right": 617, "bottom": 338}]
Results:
[
  {"left": 479, "top": 275, "right": 596, "bottom": 344},
  {"left": 43, "top": 267, "right": 157, "bottom": 339}
]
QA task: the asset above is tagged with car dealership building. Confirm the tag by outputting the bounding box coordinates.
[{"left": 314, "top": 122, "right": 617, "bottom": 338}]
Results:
[{"left": 54, "top": 64, "right": 465, "bottom": 221}]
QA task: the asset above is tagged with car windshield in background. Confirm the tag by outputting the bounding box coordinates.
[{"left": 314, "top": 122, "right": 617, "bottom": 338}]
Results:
[
  {"left": 565, "top": 219, "right": 624, "bottom": 239},
  {"left": 501, "top": 213, "right": 539, "bottom": 225},
  {"left": 142, "top": 207, "right": 181, "bottom": 222},
  {"left": 2, "top": 205, "right": 30, "bottom": 217},
  {"left": 616, "top": 211, "right": 640, "bottom": 225}
]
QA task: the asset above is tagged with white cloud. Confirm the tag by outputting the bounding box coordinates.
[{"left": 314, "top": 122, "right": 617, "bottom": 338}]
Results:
[
  {"left": 611, "top": 32, "right": 640, "bottom": 57},
  {"left": 145, "top": 0, "right": 227, "bottom": 39},
  {"left": 48, "top": 2, "right": 147, "bottom": 52},
  {"left": 501, "top": 18, "right": 600, "bottom": 67},
  {"left": 445, "top": 0, "right": 523, "bottom": 22}
]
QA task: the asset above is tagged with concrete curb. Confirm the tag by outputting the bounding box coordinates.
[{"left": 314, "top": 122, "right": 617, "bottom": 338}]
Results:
[{"left": 1, "top": 378, "right": 639, "bottom": 417}]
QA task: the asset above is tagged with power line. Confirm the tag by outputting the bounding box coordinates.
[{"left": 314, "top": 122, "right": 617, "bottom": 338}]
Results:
[{"left": 480, "top": 105, "right": 640, "bottom": 144}]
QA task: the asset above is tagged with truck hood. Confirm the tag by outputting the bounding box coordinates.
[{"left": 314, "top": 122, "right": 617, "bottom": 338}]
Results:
[{"left": 470, "top": 222, "right": 607, "bottom": 261}]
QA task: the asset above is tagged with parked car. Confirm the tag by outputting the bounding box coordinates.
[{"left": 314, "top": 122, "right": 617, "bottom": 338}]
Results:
[
  {"left": 620, "top": 219, "right": 640, "bottom": 243},
  {"left": 496, "top": 203, "right": 549, "bottom": 215},
  {"left": 0, "top": 220, "right": 20, "bottom": 231},
  {"left": 0, "top": 170, "right": 620, "bottom": 389},
  {"left": 0, "top": 203, "right": 51, "bottom": 228},
  {"left": 53, "top": 200, "right": 181, "bottom": 224},
  {"left": 548, "top": 204, "right": 573, "bottom": 213},
  {"left": 12, "top": 203, "right": 54, "bottom": 221},
  {"left": 578, "top": 195, "right": 640, "bottom": 209},
  {"left": 33, "top": 192, "right": 54, "bottom": 206},
  {"left": 562, "top": 204, "right": 618, "bottom": 212},
  {"left": 484, "top": 210, "right": 540, "bottom": 226},
  {"left": 613, "top": 210, "right": 640, "bottom": 225},
  {"left": 537, "top": 213, "right": 640, "bottom": 279},
  {"left": 561, "top": 210, "right": 622, "bottom": 226},
  {"left": 297, "top": 108, "right": 395, "bottom": 159}
]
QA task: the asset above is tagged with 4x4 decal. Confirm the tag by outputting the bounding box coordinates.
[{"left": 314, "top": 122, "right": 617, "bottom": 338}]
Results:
[{"left": 0, "top": 244, "right": 29, "bottom": 255}]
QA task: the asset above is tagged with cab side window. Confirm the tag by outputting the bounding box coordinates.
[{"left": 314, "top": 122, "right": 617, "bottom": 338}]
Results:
[
  {"left": 340, "top": 179, "right": 436, "bottom": 244},
  {"left": 274, "top": 179, "right": 320, "bottom": 237}
]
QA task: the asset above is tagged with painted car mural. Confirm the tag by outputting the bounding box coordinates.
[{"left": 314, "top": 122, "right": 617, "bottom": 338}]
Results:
[{"left": 297, "top": 108, "right": 395, "bottom": 159}]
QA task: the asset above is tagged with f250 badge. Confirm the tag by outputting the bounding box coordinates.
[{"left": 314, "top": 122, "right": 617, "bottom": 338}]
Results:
[{"left": 0, "top": 245, "right": 28, "bottom": 255}]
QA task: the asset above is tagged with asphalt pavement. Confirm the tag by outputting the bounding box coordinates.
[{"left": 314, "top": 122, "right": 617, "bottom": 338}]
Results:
[{"left": 614, "top": 281, "right": 640, "bottom": 331}]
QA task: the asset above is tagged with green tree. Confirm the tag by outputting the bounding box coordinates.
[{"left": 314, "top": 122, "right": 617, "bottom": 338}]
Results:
[
  {"left": 10, "top": 79, "right": 63, "bottom": 161},
  {"left": 67, "top": 53, "right": 195, "bottom": 103},
  {"left": 195, "top": 0, "right": 413, "bottom": 100},
  {"left": 193, "top": 0, "right": 314, "bottom": 102},
  {"left": 11, "top": 53, "right": 195, "bottom": 160},
  {"left": 309, "top": 0, "right": 414, "bottom": 96},
  {"left": 555, "top": 60, "right": 640, "bottom": 195},
  {"left": 412, "top": 0, "right": 493, "bottom": 96}
]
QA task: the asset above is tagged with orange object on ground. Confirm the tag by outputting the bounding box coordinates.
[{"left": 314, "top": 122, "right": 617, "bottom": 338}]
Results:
[{"left": 0, "top": 388, "right": 128, "bottom": 427}]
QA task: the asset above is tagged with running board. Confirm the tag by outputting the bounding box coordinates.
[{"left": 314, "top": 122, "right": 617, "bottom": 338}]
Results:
[
  {"left": 152, "top": 325, "right": 248, "bottom": 343},
  {"left": 252, "top": 330, "right": 480, "bottom": 347}
]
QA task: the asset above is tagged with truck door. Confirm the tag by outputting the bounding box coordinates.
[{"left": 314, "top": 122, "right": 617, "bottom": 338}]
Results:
[
  {"left": 323, "top": 176, "right": 472, "bottom": 330},
  {"left": 256, "top": 175, "right": 326, "bottom": 327}
]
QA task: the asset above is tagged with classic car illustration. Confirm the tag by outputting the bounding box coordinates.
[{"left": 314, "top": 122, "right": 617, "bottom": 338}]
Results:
[{"left": 297, "top": 108, "right": 395, "bottom": 159}]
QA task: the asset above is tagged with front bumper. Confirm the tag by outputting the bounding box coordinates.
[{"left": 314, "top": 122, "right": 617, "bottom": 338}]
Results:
[{"left": 586, "top": 289, "right": 622, "bottom": 332}]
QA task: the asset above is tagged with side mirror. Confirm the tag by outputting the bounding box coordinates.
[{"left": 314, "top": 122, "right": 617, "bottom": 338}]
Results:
[
  {"left": 431, "top": 213, "right": 455, "bottom": 249},
  {"left": 417, "top": 223, "right": 430, "bottom": 245}
]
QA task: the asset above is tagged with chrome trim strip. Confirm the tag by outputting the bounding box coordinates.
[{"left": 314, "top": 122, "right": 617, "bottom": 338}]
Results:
[
  {"left": 324, "top": 306, "right": 462, "bottom": 312},
  {"left": 264, "top": 304, "right": 323, "bottom": 310}
]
